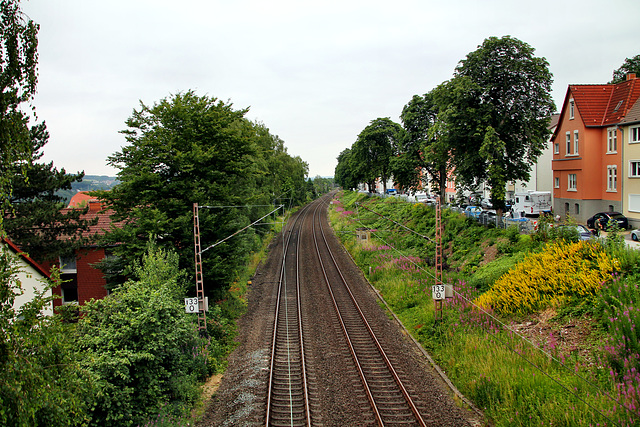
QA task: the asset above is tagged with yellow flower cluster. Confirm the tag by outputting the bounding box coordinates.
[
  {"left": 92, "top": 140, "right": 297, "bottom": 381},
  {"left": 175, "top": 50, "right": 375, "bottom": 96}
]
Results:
[{"left": 475, "top": 241, "right": 619, "bottom": 315}]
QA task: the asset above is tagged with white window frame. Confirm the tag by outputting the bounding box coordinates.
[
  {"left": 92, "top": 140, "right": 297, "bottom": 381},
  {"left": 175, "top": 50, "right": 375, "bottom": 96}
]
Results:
[
  {"left": 59, "top": 255, "right": 77, "bottom": 273},
  {"left": 554, "top": 177, "right": 560, "bottom": 188},
  {"left": 568, "top": 173, "right": 577, "bottom": 191},
  {"left": 607, "top": 127, "right": 618, "bottom": 153},
  {"left": 630, "top": 160, "right": 640, "bottom": 178},
  {"left": 631, "top": 125, "right": 640, "bottom": 144},
  {"left": 573, "top": 130, "right": 579, "bottom": 154},
  {"left": 607, "top": 165, "right": 618, "bottom": 192},
  {"left": 566, "top": 132, "right": 571, "bottom": 155},
  {"left": 554, "top": 141, "right": 559, "bottom": 154},
  {"left": 569, "top": 99, "right": 575, "bottom": 120}
]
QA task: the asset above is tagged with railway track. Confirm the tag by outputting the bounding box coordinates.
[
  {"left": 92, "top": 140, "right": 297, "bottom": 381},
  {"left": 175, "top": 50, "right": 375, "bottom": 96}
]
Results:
[{"left": 266, "top": 194, "right": 429, "bottom": 426}]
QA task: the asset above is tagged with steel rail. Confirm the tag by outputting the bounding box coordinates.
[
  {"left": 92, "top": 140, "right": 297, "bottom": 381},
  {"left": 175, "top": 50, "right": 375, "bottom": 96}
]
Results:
[
  {"left": 312, "top": 197, "right": 428, "bottom": 427},
  {"left": 265, "top": 201, "right": 314, "bottom": 427}
]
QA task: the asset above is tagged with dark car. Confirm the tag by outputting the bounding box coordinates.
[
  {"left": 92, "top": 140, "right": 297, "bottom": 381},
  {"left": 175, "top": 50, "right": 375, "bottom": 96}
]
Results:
[
  {"left": 555, "top": 224, "right": 594, "bottom": 241},
  {"left": 586, "top": 212, "right": 629, "bottom": 231}
]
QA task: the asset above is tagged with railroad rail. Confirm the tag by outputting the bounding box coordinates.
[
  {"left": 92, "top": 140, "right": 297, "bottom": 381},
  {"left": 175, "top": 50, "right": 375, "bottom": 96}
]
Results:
[
  {"left": 265, "top": 202, "right": 313, "bottom": 427},
  {"left": 266, "top": 193, "right": 429, "bottom": 426},
  {"left": 310, "top": 198, "right": 428, "bottom": 426}
]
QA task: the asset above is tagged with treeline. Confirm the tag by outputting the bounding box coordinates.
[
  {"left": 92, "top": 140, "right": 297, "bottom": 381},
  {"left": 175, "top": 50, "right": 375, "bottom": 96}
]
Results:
[
  {"left": 95, "top": 90, "right": 323, "bottom": 297},
  {"left": 335, "top": 36, "right": 555, "bottom": 210}
]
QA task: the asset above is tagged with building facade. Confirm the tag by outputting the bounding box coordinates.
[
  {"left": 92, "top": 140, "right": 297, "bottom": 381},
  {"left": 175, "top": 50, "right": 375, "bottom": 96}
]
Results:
[{"left": 552, "top": 74, "right": 640, "bottom": 222}]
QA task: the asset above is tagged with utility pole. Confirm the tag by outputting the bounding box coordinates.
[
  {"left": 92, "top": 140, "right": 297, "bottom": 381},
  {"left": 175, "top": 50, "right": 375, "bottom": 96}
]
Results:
[
  {"left": 193, "top": 203, "right": 207, "bottom": 332},
  {"left": 434, "top": 196, "right": 444, "bottom": 320}
]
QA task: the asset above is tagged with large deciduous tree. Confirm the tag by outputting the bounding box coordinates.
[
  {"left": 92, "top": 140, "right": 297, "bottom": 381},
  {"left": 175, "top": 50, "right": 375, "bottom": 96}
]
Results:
[
  {"left": 0, "top": 0, "right": 39, "bottom": 220},
  {"left": 334, "top": 148, "right": 361, "bottom": 191},
  {"left": 98, "top": 91, "right": 307, "bottom": 296},
  {"left": 439, "top": 36, "right": 555, "bottom": 210},
  {"left": 397, "top": 92, "right": 450, "bottom": 199},
  {"left": 351, "top": 118, "right": 404, "bottom": 193}
]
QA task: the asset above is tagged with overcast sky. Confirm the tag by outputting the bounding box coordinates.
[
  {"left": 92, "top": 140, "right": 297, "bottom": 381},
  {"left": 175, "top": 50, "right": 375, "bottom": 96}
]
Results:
[{"left": 21, "top": 0, "right": 640, "bottom": 178}]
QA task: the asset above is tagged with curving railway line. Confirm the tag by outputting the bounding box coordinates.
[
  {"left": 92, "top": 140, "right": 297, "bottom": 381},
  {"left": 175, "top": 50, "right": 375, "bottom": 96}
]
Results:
[{"left": 266, "top": 194, "right": 430, "bottom": 426}]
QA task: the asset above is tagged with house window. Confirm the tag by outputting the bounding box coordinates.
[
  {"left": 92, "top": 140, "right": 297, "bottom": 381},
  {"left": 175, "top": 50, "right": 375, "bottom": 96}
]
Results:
[
  {"left": 554, "top": 141, "right": 559, "bottom": 154},
  {"left": 631, "top": 126, "right": 640, "bottom": 144},
  {"left": 554, "top": 177, "right": 560, "bottom": 188},
  {"left": 607, "top": 166, "right": 618, "bottom": 191},
  {"left": 59, "top": 255, "right": 77, "bottom": 273},
  {"left": 608, "top": 128, "right": 618, "bottom": 153},
  {"left": 564, "top": 203, "right": 569, "bottom": 214},
  {"left": 569, "top": 99, "right": 575, "bottom": 119},
  {"left": 568, "top": 174, "right": 577, "bottom": 191},
  {"left": 573, "top": 130, "right": 579, "bottom": 154},
  {"left": 566, "top": 132, "right": 571, "bottom": 155},
  {"left": 575, "top": 204, "right": 580, "bottom": 215},
  {"left": 629, "top": 194, "right": 640, "bottom": 212},
  {"left": 630, "top": 160, "right": 640, "bottom": 177},
  {"left": 61, "top": 274, "right": 78, "bottom": 304}
]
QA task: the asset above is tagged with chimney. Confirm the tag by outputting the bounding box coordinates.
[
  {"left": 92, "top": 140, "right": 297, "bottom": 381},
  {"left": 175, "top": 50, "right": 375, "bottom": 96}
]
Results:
[
  {"left": 627, "top": 73, "right": 637, "bottom": 81},
  {"left": 88, "top": 200, "right": 102, "bottom": 212}
]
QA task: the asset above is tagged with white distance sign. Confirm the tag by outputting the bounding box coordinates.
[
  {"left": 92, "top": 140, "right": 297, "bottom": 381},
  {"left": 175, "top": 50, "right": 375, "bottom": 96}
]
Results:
[
  {"left": 184, "top": 297, "right": 199, "bottom": 313},
  {"left": 432, "top": 284, "right": 446, "bottom": 300}
]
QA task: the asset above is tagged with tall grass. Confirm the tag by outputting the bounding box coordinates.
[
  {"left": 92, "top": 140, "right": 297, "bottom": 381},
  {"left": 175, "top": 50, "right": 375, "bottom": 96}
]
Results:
[{"left": 330, "top": 190, "right": 640, "bottom": 426}]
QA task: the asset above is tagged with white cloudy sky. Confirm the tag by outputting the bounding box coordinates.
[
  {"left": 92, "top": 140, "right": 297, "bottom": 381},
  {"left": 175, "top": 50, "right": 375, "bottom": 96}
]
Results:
[{"left": 22, "top": 0, "right": 640, "bottom": 178}]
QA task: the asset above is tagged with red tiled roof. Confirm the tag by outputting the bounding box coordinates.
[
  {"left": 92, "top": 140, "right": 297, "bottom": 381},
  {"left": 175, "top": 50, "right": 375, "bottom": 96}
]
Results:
[
  {"left": 2, "top": 237, "right": 51, "bottom": 278},
  {"left": 64, "top": 192, "right": 124, "bottom": 239},
  {"left": 570, "top": 76, "right": 640, "bottom": 127}
]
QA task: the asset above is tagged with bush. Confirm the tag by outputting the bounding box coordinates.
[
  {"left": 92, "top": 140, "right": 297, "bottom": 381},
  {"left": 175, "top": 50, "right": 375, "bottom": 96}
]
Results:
[
  {"left": 0, "top": 251, "right": 92, "bottom": 426},
  {"left": 475, "top": 241, "right": 619, "bottom": 315},
  {"left": 77, "top": 246, "right": 208, "bottom": 426}
]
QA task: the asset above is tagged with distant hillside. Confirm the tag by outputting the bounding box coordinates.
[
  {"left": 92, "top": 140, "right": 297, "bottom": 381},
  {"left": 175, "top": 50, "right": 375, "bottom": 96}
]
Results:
[{"left": 58, "top": 175, "right": 119, "bottom": 205}]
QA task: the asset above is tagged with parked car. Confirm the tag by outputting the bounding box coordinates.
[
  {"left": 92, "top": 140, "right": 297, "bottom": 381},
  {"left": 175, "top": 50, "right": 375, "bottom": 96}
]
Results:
[
  {"left": 555, "top": 224, "right": 594, "bottom": 241},
  {"left": 631, "top": 229, "right": 640, "bottom": 241},
  {"left": 464, "top": 206, "right": 482, "bottom": 218},
  {"left": 586, "top": 212, "right": 629, "bottom": 231}
]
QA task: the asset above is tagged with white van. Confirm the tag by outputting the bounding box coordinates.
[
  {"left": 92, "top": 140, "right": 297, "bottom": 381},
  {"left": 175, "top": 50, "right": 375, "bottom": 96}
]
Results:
[{"left": 512, "top": 191, "right": 552, "bottom": 218}]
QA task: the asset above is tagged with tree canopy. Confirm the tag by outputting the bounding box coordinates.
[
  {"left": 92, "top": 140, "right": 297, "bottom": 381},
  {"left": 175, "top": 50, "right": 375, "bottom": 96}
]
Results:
[
  {"left": 438, "top": 36, "right": 555, "bottom": 209},
  {"left": 350, "top": 117, "right": 403, "bottom": 192},
  {"left": 98, "top": 91, "right": 309, "bottom": 295}
]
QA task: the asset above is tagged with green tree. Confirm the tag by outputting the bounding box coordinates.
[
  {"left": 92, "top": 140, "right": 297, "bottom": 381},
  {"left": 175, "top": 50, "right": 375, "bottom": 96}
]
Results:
[
  {"left": 77, "top": 245, "right": 207, "bottom": 426},
  {"left": 397, "top": 92, "right": 450, "bottom": 199},
  {"left": 439, "top": 36, "right": 555, "bottom": 210},
  {"left": 0, "top": 0, "right": 40, "bottom": 224},
  {"left": 334, "top": 148, "right": 361, "bottom": 190},
  {"left": 4, "top": 146, "right": 95, "bottom": 263},
  {"left": 98, "top": 91, "right": 306, "bottom": 295},
  {"left": 610, "top": 54, "right": 640, "bottom": 84},
  {"left": 351, "top": 118, "right": 404, "bottom": 193}
]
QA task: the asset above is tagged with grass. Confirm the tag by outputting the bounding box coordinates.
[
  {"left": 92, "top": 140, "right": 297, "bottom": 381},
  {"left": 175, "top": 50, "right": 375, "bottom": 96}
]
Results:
[{"left": 330, "top": 190, "right": 640, "bottom": 426}]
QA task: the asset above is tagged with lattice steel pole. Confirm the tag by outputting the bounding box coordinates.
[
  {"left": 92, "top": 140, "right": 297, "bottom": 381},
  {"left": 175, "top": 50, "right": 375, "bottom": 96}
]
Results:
[{"left": 193, "top": 203, "right": 207, "bottom": 331}]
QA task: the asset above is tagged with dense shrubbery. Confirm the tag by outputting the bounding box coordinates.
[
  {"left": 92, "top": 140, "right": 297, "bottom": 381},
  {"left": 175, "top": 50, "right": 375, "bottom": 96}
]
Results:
[{"left": 77, "top": 246, "right": 208, "bottom": 426}]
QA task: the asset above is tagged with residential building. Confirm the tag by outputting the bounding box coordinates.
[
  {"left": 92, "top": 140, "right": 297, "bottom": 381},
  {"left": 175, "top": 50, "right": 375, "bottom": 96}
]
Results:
[
  {"left": 41, "top": 192, "right": 119, "bottom": 309},
  {"left": 506, "top": 114, "right": 559, "bottom": 201},
  {"left": 2, "top": 237, "right": 53, "bottom": 316},
  {"left": 551, "top": 74, "right": 640, "bottom": 222},
  {"left": 620, "top": 97, "right": 640, "bottom": 228}
]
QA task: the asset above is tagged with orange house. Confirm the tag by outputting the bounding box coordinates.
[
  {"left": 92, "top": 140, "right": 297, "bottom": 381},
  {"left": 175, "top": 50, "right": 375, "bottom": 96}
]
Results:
[{"left": 551, "top": 74, "right": 640, "bottom": 222}]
